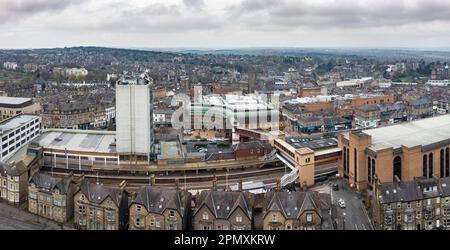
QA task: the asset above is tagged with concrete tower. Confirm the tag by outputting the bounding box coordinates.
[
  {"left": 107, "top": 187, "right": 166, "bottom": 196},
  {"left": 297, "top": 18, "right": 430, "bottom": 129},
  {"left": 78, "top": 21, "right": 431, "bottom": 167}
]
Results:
[{"left": 116, "top": 72, "right": 154, "bottom": 162}]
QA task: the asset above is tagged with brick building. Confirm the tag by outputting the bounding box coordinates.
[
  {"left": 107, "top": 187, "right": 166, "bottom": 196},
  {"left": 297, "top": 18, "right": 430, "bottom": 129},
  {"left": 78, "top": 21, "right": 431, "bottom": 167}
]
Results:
[{"left": 338, "top": 115, "right": 450, "bottom": 191}]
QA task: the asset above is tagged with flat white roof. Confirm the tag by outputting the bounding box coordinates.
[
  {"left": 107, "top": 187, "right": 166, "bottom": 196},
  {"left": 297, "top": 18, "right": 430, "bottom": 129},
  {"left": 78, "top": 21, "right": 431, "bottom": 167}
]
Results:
[
  {"left": 34, "top": 129, "right": 117, "bottom": 154},
  {"left": 0, "top": 96, "right": 32, "bottom": 105},
  {"left": 0, "top": 114, "right": 38, "bottom": 134},
  {"left": 199, "top": 94, "right": 275, "bottom": 111},
  {"left": 350, "top": 115, "right": 450, "bottom": 151}
]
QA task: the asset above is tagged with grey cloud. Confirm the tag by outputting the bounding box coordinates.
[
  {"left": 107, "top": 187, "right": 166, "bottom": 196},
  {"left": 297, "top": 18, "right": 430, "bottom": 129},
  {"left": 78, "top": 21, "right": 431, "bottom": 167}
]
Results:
[
  {"left": 0, "top": 0, "right": 83, "bottom": 24},
  {"left": 228, "top": 0, "right": 450, "bottom": 30},
  {"left": 183, "top": 0, "right": 205, "bottom": 10},
  {"left": 53, "top": 1, "right": 223, "bottom": 34}
]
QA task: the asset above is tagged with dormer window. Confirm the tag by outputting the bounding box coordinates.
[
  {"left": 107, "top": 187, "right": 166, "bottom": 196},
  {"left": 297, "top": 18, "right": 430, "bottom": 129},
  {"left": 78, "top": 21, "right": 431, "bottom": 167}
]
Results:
[
  {"left": 54, "top": 189, "right": 60, "bottom": 195},
  {"left": 236, "top": 214, "right": 242, "bottom": 223},
  {"left": 202, "top": 212, "right": 209, "bottom": 220}
]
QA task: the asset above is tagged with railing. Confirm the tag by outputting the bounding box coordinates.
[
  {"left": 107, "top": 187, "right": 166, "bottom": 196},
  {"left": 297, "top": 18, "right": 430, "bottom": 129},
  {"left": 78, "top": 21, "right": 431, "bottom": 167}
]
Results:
[{"left": 281, "top": 169, "right": 299, "bottom": 187}]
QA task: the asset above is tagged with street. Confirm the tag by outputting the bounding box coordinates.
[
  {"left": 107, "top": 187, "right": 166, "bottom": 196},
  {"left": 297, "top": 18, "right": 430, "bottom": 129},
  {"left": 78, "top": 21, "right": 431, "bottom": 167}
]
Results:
[
  {"left": 311, "top": 178, "right": 373, "bottom": 230},
  {"left": 0, "top": 202, "right": 68, "bottom": 230}
]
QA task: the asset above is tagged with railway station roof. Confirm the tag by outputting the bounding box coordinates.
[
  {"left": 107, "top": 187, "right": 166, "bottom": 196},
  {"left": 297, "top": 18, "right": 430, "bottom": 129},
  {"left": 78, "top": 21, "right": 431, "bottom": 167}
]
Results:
[{"left": 33, "top": 129, "right": 117, "bottom": 154}]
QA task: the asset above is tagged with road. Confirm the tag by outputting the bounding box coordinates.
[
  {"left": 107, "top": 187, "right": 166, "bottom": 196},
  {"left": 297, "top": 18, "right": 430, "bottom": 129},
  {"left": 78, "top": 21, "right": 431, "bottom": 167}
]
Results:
[
  {"left": 0, "top": 202, "right": 69, "bottom": 230},
  {"left": 331, "top": 179, "right": 373, "bottom": 230},
  {"left": 311, "top": 178, "right": 373, "bottom": 230}
]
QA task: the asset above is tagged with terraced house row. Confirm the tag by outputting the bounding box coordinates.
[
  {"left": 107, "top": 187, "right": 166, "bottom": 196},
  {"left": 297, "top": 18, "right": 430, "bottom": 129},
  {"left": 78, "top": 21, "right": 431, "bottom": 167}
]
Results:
[
  {"left": 373, "top": 177, "right": 450, "bottom": 230},
  {"left": 21, "top": 171, "right": 334, "bottom": 230}
]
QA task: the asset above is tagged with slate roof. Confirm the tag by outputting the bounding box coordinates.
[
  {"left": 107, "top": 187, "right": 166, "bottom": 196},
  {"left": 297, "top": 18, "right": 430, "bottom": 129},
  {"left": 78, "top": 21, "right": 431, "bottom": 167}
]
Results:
[
  {"left": 131, "top": 186, "right": 185, "bottom": 216},
  {"left": 0, "top": 161, "right": 27, "bottom": 177},
  {"left": 410, "top": 98, "right": 432, "bottom": 107},
  {"left": 29, "top": 172, "right": 72, "bottom": 194},
  {"left": 263, "top": 191, "right": 327, "bottom": 219},
  {"left": 76, "top": 180, "right": 122, "bottom": 206},
  {"left": 194, "top": 191, "right": 254, "bottom": 220},
  {"left": 358, "top": 104, "right": 380, "bottom": 112},
  {"left": 377, "top": 178, "right": 448, "bottom": 204}
]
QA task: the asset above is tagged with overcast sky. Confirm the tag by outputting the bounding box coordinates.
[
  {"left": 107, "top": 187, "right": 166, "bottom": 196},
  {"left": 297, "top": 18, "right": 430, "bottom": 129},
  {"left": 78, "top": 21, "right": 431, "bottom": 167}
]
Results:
[{"left": 2, "top": 0, "right": 450, "bottom": 49}]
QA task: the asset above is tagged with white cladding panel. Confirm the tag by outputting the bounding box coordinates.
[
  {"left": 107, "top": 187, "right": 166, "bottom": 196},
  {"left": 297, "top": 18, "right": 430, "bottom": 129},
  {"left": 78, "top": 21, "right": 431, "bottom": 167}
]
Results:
[{"left": 116, "top": 84, "right": 151, "bottom": 154}]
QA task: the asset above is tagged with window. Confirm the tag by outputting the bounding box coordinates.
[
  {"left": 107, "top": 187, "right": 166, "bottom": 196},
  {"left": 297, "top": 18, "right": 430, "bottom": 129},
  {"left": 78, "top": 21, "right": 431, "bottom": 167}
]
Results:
[
  {"left": 169, "top": 210, "right": 175, "bottom": 218},
  {"left": 305, "top": 158, "right": 310, "bottom": 163},
  {"left": 397, "top": 202, "right": 401, "bottom": 209},
  {"left": 306, "top": 213, "right": 313, "bottom": 222},
  {"left": 429, "top": 153, "right": 434, "bottom": 178},
  {"left": 405, "top": 214, "right": 413, "bottom": 223},
  {"left": 136, "top": 205, "right": 142, "bottom": 212},
  {"left": 29, "top": 192, "right": 37, "bottom": 199},
  {"left": 78, "top": 205, "right": 86, "bottom": 214},
  {"left": 236, "top": 214, "right": 242, "bottom": 223},
  {"left": 367, "top": 157, "right": 372, "bottom": 183},
  {"left": 441, "top": 149, "right": 445, "bottom": 178},
  {"left": 387, "top": 203, "right": 392, "bottom": 210},
  {"left": 397, "top": 213, "right": 401, "bottom": 221},
  {"left": 423, "top": 155, "right": 428, "bottom": 178},
  {"left": 155, "top": 218, "right": 161, "bottom": 228},
  {"left": 354, "top": 148, "right": 358, "bottom": 182},
  {"left": 272, "top": 214, "right": 277, "bottom": 222},
  {"left": 417, "top": 201, "right": 421, "bottom": 208},
  {"left": 446, "top": 148, "right": 449, "bottom": 177},
  {"left": 444, "top": 219, "right": 450, "bottom": 228},
  {"left": 407, "top": 202, "right": 411, "bottom": 209},
  {"left": 135, "top": 218, "right": 141, "bottom": 227},
  {"left": 150, "top": 218, "right": 155, "bottom": 227},
  {"left": 385, "top": 215, "right": 393, "bottom": 224},
  {"left": 393, "top": 156, "right": 402, "bottom": 181},
  {"left": 343, "top": 147, "right": 347, "bottom": 173},
  {"left": 202, "top": 212, "right": 209, "bottom": 220}
]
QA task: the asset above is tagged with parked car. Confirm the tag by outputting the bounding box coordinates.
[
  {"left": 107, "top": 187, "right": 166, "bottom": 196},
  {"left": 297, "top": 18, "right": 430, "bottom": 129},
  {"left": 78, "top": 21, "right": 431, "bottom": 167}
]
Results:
[{"left": 338, "top": 199, "right": 346, "bottom": 208}]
